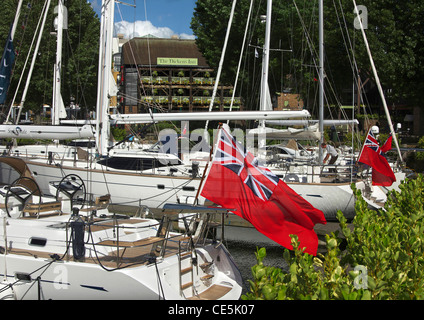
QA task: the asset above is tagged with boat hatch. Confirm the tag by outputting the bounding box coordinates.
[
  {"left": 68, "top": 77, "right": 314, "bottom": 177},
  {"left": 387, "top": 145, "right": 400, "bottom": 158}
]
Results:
[
  {"left": 15, "top": 273, "right": 32, "bottom": 282},
  {"left": 28, "top": 237, "right": 47, "bottom": 247}
]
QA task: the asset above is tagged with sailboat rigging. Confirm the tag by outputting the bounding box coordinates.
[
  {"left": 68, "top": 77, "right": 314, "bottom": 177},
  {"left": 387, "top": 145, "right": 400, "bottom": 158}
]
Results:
[
  {"left": 0, "top": 0, "right": 93, "bottom": 139},
  {"left": 219, "top": 0, "right": 405, "bottom": 220},
  {"left": 0, "top": 0, "right": 308, "bottom": 215},
  {"left": 0, "top": 0, "right": 406, "bottom": 223},
  {"left": 0, "top": 1, "right": 244, "bottom": 300},
  {"left": 352, "top": 0, "right": 402, "bottom": 164}
]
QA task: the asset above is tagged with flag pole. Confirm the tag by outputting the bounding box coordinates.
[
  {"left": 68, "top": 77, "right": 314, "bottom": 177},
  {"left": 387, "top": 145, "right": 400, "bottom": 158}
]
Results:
[
  {"left": 353, "top": 0, "right": 403, "bottom": 164},
  {"left": 356, "top": 127, "right": 371, "bottom": 165},
  {"left": 194, "top": 123, "right": 223, "bottom": 203}
]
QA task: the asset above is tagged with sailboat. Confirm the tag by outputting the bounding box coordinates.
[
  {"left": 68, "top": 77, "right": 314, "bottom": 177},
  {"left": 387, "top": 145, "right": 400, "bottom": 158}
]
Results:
[
  {"left": 2, "top": 0, "right": 403, "bottom": 224},
  {"left": 241, "top": 0, "right": 406, "bottom": 220},
  {"left": 102, "top": 0, "right": 359, "bottom": 220},
  {"left": 0, "top": 0, "right": 308, "bottom": 216},
  {"left": 0, "top": 2, "right": 247, "bottom": 300},
  {"left": 0, "top": 156, "right": 243, "bottom": 300}
]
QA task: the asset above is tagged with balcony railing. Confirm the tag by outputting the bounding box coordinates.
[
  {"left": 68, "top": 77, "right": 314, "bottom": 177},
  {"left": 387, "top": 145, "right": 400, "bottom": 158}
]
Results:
[
  {"left": 139, "top": 95, "right": 242, "bottom": 106},
  {"left": 140, "top": 76, "right": 217, "bottom": 86}
]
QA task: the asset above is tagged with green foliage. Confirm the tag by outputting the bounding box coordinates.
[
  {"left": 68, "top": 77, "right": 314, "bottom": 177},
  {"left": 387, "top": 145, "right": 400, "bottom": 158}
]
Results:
[
  {"left": 243, "top": 175, "right": 424, "bottom": 300},
  {"left": 416, "top": 137, "right": 424, "bottom": 161},
  {"left": 405, "top": 137, "right": 424, "bottom": 170},
  {"left": 242, "top": 235, "right": 371, "bottom": 300},
  {"left": 418, "top": 137, "right": 424, "bottom": 149},
  {"left": 110, "top": 127, "right": 127, "bottom": 141},
  {"left": 343, "top": 177, "right": 424, "bottom": 299},
  {"left": 192, "top": 0, "right": 424, "bottom": 111},
  {"left": 0, "top": 0, "right": 100, "bottom": 114}
]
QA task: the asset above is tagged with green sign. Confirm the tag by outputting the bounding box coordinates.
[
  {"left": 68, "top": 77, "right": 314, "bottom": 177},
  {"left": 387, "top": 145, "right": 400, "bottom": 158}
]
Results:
[{"left": 157, "top": 57, "right": 198, "bottom": 66}]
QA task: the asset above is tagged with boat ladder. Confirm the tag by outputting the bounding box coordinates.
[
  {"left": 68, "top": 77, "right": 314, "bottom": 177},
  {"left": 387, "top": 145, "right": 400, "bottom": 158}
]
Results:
[
  {"left": 178, "top": 237, "right": 195, "bottom": 297},
  {"left": 178, "top": 216, "right": 216, "bottom": 299}
]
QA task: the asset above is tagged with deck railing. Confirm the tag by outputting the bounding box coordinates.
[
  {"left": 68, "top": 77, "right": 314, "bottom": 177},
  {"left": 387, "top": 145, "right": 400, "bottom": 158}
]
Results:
[{"left": 65, "top": 212, "right": 221, "bottom": 269}]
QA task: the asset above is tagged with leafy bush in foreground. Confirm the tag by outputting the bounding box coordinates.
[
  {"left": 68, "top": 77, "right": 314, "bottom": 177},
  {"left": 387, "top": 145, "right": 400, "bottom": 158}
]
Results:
[{"left": 242, "top": 175, "right": 424, "bottom": 300}]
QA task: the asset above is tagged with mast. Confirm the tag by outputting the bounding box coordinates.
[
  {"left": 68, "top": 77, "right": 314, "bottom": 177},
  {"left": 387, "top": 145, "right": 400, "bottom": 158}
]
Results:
[
  {"left": 352, "top": 0, "right": 403, "bottom": 163},
  {"left": 10, "top": 0, "right": 24, "bottom": 41},
  {"left": 52, "top": 0, "right": 67, "bottom": 125},
  {"left": 204, "top": 0, "right": 237, "bottom": 131},
  {"left": 96, "top": 0, "right": 115, "bottom": 156},
  {"left": 3, "top": 0, "right": 23, "bottom": 121},
  {"left": 14, "top": 0, "right": 52, "bottom": 124},
  {"left": 318, "top": 0, "right": 324, "bottom": 163},
  {"left": 259, "top": 0, "right": 273, "bottom": 125},
  {"left": 254, "top": 0, "right": 273, "bottom": 158}
]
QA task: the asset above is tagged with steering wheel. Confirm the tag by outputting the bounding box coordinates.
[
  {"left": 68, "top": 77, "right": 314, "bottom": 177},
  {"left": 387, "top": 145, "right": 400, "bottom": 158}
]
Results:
[
  {"left": 55, "top": 174, "right": 87, "bottom": 210},
  {"left": 5, "top": 177, "right": 42, "bottom": 218}
]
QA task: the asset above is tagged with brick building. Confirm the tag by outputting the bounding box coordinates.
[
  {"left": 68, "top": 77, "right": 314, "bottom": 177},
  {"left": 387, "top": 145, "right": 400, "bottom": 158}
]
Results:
[{"left": 118, "top": 36, "right": 242, "bottom": 114}]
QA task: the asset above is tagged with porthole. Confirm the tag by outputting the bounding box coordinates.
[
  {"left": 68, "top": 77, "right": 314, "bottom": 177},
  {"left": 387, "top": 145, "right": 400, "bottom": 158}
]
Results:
[{"left": 29, "top": 237, "right": 47, "bottom": 247}]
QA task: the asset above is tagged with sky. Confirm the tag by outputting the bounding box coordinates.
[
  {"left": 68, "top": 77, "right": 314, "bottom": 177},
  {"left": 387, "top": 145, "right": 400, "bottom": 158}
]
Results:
[{"left": 89, "top": 0, "right": 196, "bottom": 39}]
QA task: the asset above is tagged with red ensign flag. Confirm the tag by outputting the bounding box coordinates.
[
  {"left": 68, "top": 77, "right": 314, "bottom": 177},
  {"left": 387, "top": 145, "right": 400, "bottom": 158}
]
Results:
[{"left": 201, "top": 125, "right": 326, "bottom": 255}]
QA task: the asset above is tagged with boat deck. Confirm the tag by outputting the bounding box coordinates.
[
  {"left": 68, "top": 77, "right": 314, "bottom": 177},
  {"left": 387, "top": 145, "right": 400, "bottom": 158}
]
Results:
[
  {"left": 188, "top": 284, "right": 232, "bottom": 300},
  {"left": 93, "top": 234, "right": 190, "bottom": 269},
  {"left": 6, "top": 214, "right": 191, "bottom": 269},
  {"left": 1, "top": 201, "right": 239, "bottom": 300}
]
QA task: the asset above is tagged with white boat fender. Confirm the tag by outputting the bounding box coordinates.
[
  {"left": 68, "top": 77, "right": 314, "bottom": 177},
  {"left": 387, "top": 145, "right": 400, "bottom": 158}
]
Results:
[{"left": 70, "top": 215, "right": 86, "bottom": 260}]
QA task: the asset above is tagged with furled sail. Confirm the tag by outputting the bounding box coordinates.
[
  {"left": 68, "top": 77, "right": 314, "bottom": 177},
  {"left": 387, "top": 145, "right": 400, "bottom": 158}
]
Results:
[{"left": 0, "top": 26, "right": 15, "bottom": 104}]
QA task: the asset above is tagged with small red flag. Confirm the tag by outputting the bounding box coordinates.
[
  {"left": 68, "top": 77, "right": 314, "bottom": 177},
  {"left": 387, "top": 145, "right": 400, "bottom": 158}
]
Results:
[
  {"left": 380, "top": 135, "right": 392, "bottom": 153},
  {"left": 358, "top": 129, "right": 396, "bottom": 186}
]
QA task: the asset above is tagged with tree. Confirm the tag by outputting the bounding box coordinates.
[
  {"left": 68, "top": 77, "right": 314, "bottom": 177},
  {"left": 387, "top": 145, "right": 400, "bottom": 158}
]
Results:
[
  {"left": 191, "top": 0, "right": 266, "bottom": 111},
  {"left": 349, "top": 0, "right": 424, "bottom": 107},
  {"left": 191, "top": 0, "right": 344, "bottom": 114},
  {"left": 191, "top": 0, "right": 424, "bottom": 115},
  {"left": 0, "top": 0, "right": 100, "bottom": 120}
]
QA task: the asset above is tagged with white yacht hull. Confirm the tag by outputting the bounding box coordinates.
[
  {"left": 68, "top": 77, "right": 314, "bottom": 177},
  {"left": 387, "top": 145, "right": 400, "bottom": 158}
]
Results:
[
  {"left": 0, "top": 210, "right": 242, "bottom": 300},
  {"left": 290, "top": 182, "right": 356, "bottom": 220},
  {"left": 25, "top": 158, "right": 204, "bottom": 209},
  {"left": 23, "top": 158, "right": 357, "bottom": 220},
  {"left": 0, "top": 245, "right": 241, "bottom": 300}
]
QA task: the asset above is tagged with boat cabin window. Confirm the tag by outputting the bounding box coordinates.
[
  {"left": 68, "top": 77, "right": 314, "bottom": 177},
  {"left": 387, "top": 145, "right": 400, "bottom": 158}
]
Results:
[
  {"left": 29, "top": 237, "right": 47, "bottom": 247},
  {"left": 98, "top": 156, "right": 181, "bottom": 171},
  {"left": 15, "top": 272, "right": 32, "bottom": 282}
]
